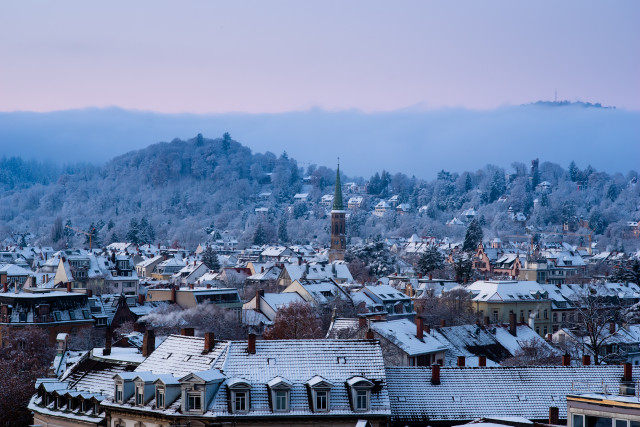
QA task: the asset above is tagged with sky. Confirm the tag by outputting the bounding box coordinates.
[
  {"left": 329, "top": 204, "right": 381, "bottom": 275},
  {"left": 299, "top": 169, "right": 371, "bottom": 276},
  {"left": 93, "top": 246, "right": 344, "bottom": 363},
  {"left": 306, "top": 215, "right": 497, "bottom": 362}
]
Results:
[{"left": 1, "top": 1, "right": 639, "bottom": 114}]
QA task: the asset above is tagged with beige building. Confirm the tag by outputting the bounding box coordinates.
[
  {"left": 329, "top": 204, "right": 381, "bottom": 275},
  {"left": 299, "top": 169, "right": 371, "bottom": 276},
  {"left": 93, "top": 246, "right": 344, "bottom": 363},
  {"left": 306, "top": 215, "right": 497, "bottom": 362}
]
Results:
[{"left": 467, "top": 280, "right": 553, "bottom": 337}]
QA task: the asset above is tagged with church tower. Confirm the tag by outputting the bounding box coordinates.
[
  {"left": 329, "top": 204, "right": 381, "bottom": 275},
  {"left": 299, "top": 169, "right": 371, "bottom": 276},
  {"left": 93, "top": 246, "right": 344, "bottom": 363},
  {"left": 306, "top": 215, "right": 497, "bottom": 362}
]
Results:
[{"left": 329, "top": 162, "right": 346, "bottom": 262}]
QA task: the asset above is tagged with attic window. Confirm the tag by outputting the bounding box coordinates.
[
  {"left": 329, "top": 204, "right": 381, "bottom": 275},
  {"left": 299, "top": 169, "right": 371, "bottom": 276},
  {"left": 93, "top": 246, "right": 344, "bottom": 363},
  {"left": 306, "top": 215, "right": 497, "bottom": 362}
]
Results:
[
  {"left": 337, "top": 357, "right": 346, "bottom": 364},
  {"left": 267, "top": 358, "right": 276, "bottom": 365},
  {"left": 163, "top": 353, "right": 172, "bottom": 359},
  {"left": 183, "top": 356, "right": 191, "bottom": 362}
]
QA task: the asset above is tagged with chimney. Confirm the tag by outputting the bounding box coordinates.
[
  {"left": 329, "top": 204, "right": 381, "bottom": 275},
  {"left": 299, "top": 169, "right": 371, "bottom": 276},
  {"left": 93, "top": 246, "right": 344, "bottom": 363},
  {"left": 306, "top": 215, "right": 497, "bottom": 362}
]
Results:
[
  {"left": 549, "top": 407, "right": 559, "bottom": 425},
  {"left": 181, "top": 327, "right": 194, "bottom": 337},
  {"left": 2, "top": 282, "right": 7, "bottom": 293},
  {"left": 431, "top": 364, "right": 441, "bottom": 385},
  {"left": 484, "top": 316, "right": 490, "bottom": 326},
  {"left": 429, "top": 273, "right": 433, "bottom": 280},
  {"left": 366, "top": 329, "right": 374, "bottom": 340},
  {"left": 104, "top": 328, "right": 112, "bottom": 356},
  {"left": 509, "top": 312, "right": 517, "bottom": 336},
  {"left": 610, "top": 322, "right": 616, "bottom": 335},
  {"left": 457, "top": 356, "right": 466, "bottom": 367},
  {"left": 65, "top": 282, "right": 71, "bottom": 293},
  {"left": 204, "top": 332, "right": 215, "bottom": 353},
  {"left": 142, "top": 330, "right": 155, "bottom": 357},
  {"left": 358, "top": 317, "right": 367, "bottom": 328},
  {"left": 562, "top": 353, "right": 571, "bottom": 366},
  {"left": 170, "top": 287, "right": 176, "bottom": 303},
  {"left": 86, "top": 289, "right": 93, "bottom": 298},
  {"left": 425, "top": 324, "right": 431, "bottom": 335},
  {"left": 261, "top": 266, "right": 264, "bottom": 273},
  {"left": 188, "top": 283, "right": 194, "bottom": 290},
  {"left": 206, "top": 283, "right": 211, "bottom": 289},
  {"left": 298, "top": 257, "right": 302, "bottom": 266},
  {"left": 582, "top": 355, "right": 591, "bottom": 366},
  {"left": 440, "top": 319, "right": 446, "bottom": 328},
  {"left": 138, "top": 293, "right": 145, "bottom": 305},
  {"left": 478, "top": 355, "right": 487, "bottom": 367},
  {"left": 416, "top": 316, "right": 424, "bottom": 340},
  {"left": 1, "top": 273, "right": 7, "bottom": 286},
  {"left": 624, "top": 363, "right": 633, "bottom": 382},
  {"left": 248, "top": 333, "right": 256, "bottom": 354},
  {"left": 256, "top": 289, "right": 264, "bottom": 310},
  {"left": 418, "top": 273, "right": 422, "bottom": 279}
]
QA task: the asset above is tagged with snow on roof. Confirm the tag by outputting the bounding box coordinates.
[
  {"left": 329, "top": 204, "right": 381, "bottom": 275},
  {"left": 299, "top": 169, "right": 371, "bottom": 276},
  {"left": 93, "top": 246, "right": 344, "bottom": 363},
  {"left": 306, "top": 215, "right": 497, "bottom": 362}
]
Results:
[
  {"left": 134, "top": 335, "right": 229, "bottom": 376},
  {"left": 430, "top": 324, "right": 512, "bottom": 364},
  {"left": 386, "top": 365, "right": 635, "bottom": 423},
  {"left": 467, "top": 280, "right": 546, "bottom": 302},
  {"left": 493, "top": 325, "right": 560, "bottom": 356},
  {"left": 261, "top": 292, "right": 305, "bottom": 311},
  {"left": 371, "top": 319, "right": 448, "bottom": 356}
]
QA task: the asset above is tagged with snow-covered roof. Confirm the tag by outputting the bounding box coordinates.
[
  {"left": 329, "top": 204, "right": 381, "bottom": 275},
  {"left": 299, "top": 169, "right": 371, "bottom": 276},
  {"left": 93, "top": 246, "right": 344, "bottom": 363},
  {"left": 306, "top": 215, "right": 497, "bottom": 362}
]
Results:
[
  {"left": 386, "top": 365, "right": 635, "bottom": 424},
  {"left": 371, "top": 319, "right": 448, "bottom": 356}
]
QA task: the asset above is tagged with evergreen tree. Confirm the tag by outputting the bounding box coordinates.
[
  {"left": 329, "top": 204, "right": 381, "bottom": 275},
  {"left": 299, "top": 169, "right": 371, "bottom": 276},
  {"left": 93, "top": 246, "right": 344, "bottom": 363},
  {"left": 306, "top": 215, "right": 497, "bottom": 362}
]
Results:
[
  {"left": 253, "top": 222, "right": 268, "bottom": 246},
  {"left": 50, "top": 217, "right": 63, "bottom": 242},
  {"left": 607, "top": 183, "right": 619, "bottom": 202},
  {"left": 126, "top": 218, "right": 140, "bottom": 244},
  {"left": 489, "top": 170, "right": 506, "bottom": 203},
  {"left": 85, "top": 222, "right": 100, "bottom": 248},
  {"left": 63, "top": 220, "right": 74, "bottom": 237},
  {"left": 201, "top": 246, "right": 221, "bottom": 271},
  {"left": 222, "top": 132, "right": 231, "bottom": 151},
  {"left": 462, "top": 218, "right": 483, "bottom": 252},
  {"left": 278, "top": 216, "right": 289, "bottom": 244},
  {"left": 107, "top": 219, "right": 115, "bottom": 231},
  {"left": 196, "top": 133, "right": 204, "bottom": 146},
  {"left": 416, "top": 245, "right": 445, "bottom": 276},
  {"left": 464, "top": 173, "right": 473, "bottom": 192},
  {"left": 138, "top": 218, "right": 155, "bottom": 244}
]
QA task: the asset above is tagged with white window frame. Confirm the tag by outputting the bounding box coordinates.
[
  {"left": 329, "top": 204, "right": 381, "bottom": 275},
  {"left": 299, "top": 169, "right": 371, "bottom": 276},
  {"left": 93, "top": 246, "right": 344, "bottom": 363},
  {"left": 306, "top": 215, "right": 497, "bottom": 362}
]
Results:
[
  {"left": 355, "top": 389, "right": 370, "bottom": 411},
  {"left": 233, "top": 390, "right": 248, "bottom": 413},
  {"left": 187, "top": 392, "right": 202, "bottom": 411},
  {"left": 135, "top": 385, "right": 144, "bottom": 406},
  {"left": 156, "top": 388, "right": 165, "bottom": 409},
  {"left": 115, "top": 383, "right": 123, "bottom": 403},
  {"left": 274, "top": 389, "right": 289, "bottom": 412},
  {"left": 314, "top": 389, "right": 330, "bottom": 412}
]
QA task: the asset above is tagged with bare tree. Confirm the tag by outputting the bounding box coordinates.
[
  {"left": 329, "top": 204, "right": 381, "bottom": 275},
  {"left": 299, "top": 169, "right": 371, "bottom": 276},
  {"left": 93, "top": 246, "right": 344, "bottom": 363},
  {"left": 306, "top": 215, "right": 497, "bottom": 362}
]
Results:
[
  {"left": 263, "top": 302, "right": 324, "bottom": 340},
  {"left": 0, "top": 326, "right": 55, "bottom": 426},
  {"left": 501, "top": 337, "right": 561, "bottom": 366},
  {"left": 419, "top": 287, "right": 476, "bottom": 327}
]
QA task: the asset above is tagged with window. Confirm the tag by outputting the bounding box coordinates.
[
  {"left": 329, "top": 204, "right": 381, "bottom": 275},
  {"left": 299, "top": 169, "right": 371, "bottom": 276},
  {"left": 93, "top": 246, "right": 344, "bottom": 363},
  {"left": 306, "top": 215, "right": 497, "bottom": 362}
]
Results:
[
  {"left": 275, "top": 390, "right": 288, "bottom": 411},
  {"left": 616, "top": 420, "right": 628, "bottom": 427},
  {"left": 492, "top": 310, "right": 499, "bottom": 322},
  {"left": 234, "top": 391, "right": 247, "bottom": 412},
  {"left": 315, "top": 390, "right": 328, "bottom": 411},
  {"left": 187, "top": 393, "right": 201, "bottom": 411},
  {"left": 156, "top": 389, "right": 165, "bottom": 408},
  {"left": 356, "top": 389, "right": 369, "bottom": 410},
  {"left": 115, "top": 384, "right": 123, "bottom": 402},
  {"left": 136, "top": 386, "right": 144, "bottom": 405},
  {"left": 544, "top": 309, "right": 548, "bottom": 319},
  {"left": 94, "top": 402, "right": 100, "bottom": 414}
]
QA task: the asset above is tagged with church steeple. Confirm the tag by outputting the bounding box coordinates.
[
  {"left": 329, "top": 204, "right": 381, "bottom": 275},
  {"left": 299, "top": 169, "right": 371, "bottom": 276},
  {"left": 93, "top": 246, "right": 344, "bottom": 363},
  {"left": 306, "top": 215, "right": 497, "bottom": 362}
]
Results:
[
  {"left": 329, "top": 160, "right": 346, "bottom": 262},
  {"left": 332, "top": 161, "right": 344, "bottom": 211}
]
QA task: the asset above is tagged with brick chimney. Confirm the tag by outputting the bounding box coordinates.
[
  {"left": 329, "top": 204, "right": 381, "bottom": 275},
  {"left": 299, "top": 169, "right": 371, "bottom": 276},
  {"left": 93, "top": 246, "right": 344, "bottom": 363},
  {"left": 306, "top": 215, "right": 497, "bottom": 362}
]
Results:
[
  {"left": 138, "top": 293, "right": 145, "bottom": 305},
  {"left": 478, "top": 355, "right": 486, "bottom": 367},
  {"left": 457, "top": 356, "right": 465, "bottom": 367},
  {"left": 582, "top": 355, "right": 591, "bottom": 366},
  {"left": 624, "top": 363, "right": 633, "bottom": 382},
  {"left": 440, "top": 319, "right": 446, "bottom": 328},
  {"left": 204, "top": 332, "right": 215, "bottom": 353},
  {"left": 549, "top": 406, "right": 559, "bottom": 425},
  {"left": 425, "top": 324, "right": 431, "bottom": 335},
  {"left": 358, "top": 317, "right": 367, "bottom": 328},
  {"left": 562, "top": 353, "right": 571, "bottom": 366},
  {"left": 188, "top": 283, "right": 194, "bottom": 290},
  {"left": 416, "top": 316, "right": 424, "bottom": 340},
  {"left": 2, "top": 282, "right": 7, "bottom": 293},
  {"left": 429, "top": 273, "right": 433, "bottom": 280},
  {"left": 248, "top": 333, "right": 256, "bottom": 354},
  {"left": 104, "top": 328, "right": 112, "bottom": 356},
  {"left": 610, "top": 322, "right": 616, "bottom": 335},
  {"left": 431, "top": 364, "right": 441, "bottom": 385},
  {"left": 86, "top": 289, "right": 93, "bottom": 298},
  {"left": 509, "top": 312, "right": 517, "bottom": 336},
  {"left": 170, "top": 286, "right": 176, "bottom": 303},
  {"left": 366, "top": 329, "right": 374, "bottom": 340},
  {"left": 66, "top": 282, "right": 72, "bottom": 293},
  {"left": 181, "top": 327, "right": 194, "bottom": 337},
  {"left": 142, "top": 330, "right": 155, "bottom": 357}
]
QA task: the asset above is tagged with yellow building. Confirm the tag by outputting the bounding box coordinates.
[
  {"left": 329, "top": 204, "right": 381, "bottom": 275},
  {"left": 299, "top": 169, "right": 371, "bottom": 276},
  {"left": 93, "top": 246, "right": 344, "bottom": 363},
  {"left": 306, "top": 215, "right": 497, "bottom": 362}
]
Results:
[{"left": 467, "top": 280, "right": 553, "bottom": 337}]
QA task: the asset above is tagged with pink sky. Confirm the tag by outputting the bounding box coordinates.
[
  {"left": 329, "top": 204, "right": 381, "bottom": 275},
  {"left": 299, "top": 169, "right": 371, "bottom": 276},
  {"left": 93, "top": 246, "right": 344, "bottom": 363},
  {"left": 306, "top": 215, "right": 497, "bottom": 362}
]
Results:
[{"left": 1, "top": 0, "right": 638, "bottom": 113}]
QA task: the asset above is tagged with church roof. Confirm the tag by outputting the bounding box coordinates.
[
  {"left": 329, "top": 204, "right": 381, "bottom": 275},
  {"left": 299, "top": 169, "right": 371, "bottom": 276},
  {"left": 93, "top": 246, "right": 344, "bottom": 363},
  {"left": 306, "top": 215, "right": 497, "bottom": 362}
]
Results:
[{"left": 332, "top": 164, "right": 345, "bottom": 211}]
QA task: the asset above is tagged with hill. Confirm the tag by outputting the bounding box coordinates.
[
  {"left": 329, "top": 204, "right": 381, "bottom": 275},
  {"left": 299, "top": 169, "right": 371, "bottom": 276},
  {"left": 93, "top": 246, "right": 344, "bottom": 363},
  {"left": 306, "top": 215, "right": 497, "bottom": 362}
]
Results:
[{"left": 0, "top": 135, "right": 638, "bottom": 251}]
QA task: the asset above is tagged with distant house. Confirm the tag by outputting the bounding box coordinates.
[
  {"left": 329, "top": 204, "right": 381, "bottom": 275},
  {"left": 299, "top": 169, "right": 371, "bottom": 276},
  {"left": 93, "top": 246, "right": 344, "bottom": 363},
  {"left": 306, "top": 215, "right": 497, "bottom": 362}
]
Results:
[
  {"left": 353, "top": 285, "right": 416, "bottom": 321},
  {"left": 321, "top": 194, "right": 334, "bottom": 207},
  {"left": 348, "top": 196, "right": 364, "bottom": 210},
  {"left": 374, "top": 201, "right": 391, "bottom": 217},
  {"left": 293, "top": 193, "right": 310, "bottom": 203}
]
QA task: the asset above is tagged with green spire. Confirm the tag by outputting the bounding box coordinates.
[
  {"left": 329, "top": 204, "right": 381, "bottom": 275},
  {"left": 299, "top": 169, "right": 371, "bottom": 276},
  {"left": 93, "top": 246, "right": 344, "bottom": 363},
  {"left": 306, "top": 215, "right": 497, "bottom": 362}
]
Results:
[{"left": 332, "top": 162, "right": 344, "bottom": 211}]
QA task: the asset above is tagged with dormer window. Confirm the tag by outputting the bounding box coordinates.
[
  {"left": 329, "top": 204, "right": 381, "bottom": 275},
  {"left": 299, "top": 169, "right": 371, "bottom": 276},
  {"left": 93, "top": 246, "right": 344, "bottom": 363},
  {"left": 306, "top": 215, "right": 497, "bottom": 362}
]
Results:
[
  {"left": 135, "top": 385, "right": 144, "bottom": 405},
  {"left": 307, "top": 375, "right": 333, "bottom": 413},
  {"left": 268, "top": 376, "right": 292, "bottom": 413},
  {"left": 156, "top": 388, "right": 165, "bottom": 408},
  {"left": 347, "top": 376, "right": 374, "bottom": 412},
  {"left": 228, "top": 378, "right": 251, "bottom": 414},
  {"left": 187, "top": 393, "right": 202, "bottom": 411},
  {"left": 115, "top": 383, "right": 123, "bottom": 403}
]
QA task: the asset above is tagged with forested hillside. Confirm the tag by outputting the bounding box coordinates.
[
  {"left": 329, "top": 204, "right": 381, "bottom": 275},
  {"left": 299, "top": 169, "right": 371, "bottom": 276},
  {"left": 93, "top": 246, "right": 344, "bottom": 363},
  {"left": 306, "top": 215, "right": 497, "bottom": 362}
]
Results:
[{"left": 0, "top": 134, "right": 638, "bottom": 251}]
